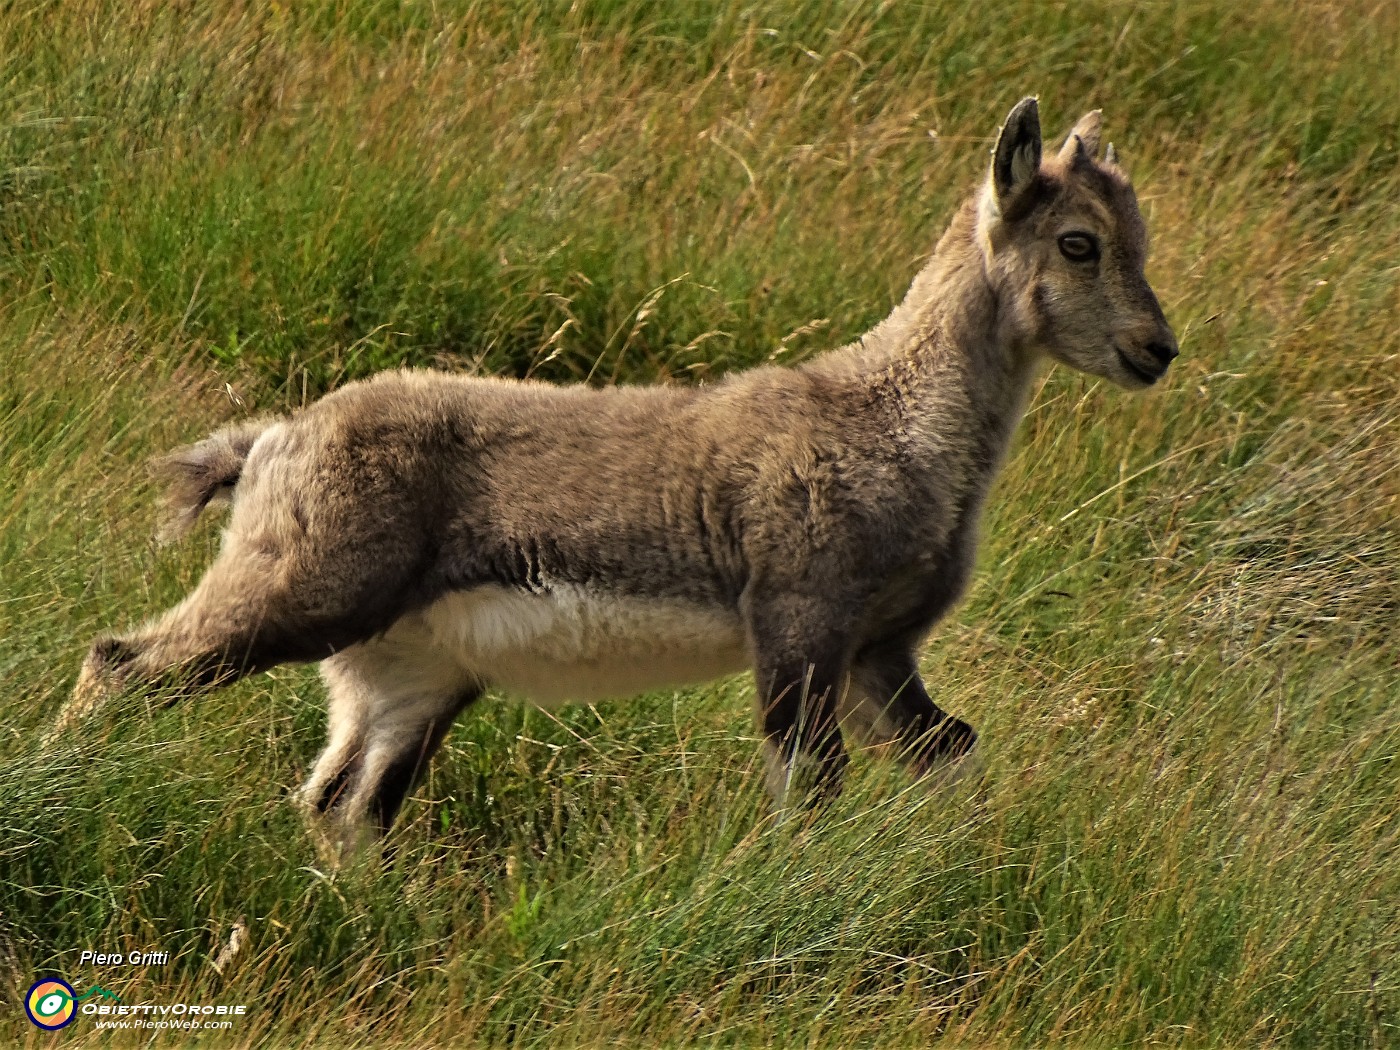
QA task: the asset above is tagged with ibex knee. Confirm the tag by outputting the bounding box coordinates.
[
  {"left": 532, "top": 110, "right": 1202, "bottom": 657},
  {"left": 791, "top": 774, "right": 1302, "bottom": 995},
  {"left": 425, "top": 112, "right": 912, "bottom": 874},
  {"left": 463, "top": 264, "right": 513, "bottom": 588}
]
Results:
[{"left": 79, "top": 635, "right": 138, "bottom": 696}]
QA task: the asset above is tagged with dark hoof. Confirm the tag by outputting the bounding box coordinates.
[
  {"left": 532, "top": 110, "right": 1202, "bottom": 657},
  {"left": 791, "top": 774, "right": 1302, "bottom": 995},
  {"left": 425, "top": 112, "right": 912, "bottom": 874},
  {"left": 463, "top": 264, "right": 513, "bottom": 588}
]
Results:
[
  {"left": 906, "top": 717, "right": 977, "bottom": 778},
  {"left": 931, "top": 718, "right": 977, "bottom": 760},
  {"left": 805, "top": 759, "right": 848, "bottom": 809}
]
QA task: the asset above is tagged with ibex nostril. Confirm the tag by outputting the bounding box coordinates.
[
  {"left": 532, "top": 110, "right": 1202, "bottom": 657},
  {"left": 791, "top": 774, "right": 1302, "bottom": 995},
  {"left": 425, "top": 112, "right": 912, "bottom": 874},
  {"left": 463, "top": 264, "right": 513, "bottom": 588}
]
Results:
[{"left": 1145, "top": 340, "right": 1179, "bottom": 365}]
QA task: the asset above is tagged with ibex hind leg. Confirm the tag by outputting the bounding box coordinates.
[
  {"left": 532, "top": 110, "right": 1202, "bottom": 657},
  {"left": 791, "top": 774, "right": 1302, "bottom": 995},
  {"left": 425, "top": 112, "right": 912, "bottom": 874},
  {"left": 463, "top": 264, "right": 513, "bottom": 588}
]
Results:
[
  {"left": 56, "top": 522, "right": 419, "bottom": 746},
  {"left": 53, "top": 569, "right": 295, "bottom": 745},
  {"left": 302, "top": 620, "right": 481, "bottom": 856}
]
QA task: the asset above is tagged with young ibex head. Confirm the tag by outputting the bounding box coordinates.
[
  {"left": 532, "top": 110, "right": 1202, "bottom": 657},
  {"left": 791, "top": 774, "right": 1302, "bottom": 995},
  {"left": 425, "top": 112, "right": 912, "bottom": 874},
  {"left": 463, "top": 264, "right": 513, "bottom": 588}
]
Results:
[{"left": 979, "top": 97, "right": 1178, "bottom": 388}]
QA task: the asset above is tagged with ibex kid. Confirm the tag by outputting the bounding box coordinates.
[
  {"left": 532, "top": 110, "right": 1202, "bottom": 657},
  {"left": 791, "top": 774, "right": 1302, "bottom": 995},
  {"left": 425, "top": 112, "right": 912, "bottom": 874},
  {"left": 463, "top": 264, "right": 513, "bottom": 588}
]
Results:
[{"left": 63, "top": 99, "right": 1178, "bottom": 845}]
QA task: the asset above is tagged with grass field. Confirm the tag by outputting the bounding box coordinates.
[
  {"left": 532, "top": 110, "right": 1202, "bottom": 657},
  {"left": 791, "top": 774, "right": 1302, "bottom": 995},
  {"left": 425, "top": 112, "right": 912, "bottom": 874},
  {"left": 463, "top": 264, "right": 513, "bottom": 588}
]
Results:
[{"left": 1, "top": 0, "right": 1397, "bottom": 1046}]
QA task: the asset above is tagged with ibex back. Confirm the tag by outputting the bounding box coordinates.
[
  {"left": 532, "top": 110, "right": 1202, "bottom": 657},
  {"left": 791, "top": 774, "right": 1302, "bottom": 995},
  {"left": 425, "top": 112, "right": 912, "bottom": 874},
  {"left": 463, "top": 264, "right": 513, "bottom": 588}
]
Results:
[{"left": 64, "top": 99, "right": 1178, "bottom": 847}]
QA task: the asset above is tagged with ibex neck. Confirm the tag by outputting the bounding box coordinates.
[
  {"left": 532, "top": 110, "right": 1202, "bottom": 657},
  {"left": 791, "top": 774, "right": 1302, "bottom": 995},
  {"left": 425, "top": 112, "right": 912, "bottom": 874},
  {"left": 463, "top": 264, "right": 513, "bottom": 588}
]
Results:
[{"left": 815, "top": 199, "right": 1043, "bottom": 489}]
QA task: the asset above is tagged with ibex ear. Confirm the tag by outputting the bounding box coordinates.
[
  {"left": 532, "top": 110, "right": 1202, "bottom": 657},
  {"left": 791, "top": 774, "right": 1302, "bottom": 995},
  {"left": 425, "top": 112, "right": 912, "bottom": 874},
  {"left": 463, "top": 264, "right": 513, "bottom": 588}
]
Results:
[
  {"left": 1058, "top": 110, "right": 1102, "bottom": 163},
  {"left": 989, "top": 97, "right": 1041, "bottom": 215}
]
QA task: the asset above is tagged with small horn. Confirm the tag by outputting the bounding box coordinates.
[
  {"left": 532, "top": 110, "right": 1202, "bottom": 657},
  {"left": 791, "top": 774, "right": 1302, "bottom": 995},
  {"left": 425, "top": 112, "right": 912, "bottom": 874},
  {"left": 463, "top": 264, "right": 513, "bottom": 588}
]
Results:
[
  {"left": 1058, "top": 110, "right": 1102, "bottom": 162},
  {"left": 1105, "top": 142, "right": 1118, "bottom": 166}
]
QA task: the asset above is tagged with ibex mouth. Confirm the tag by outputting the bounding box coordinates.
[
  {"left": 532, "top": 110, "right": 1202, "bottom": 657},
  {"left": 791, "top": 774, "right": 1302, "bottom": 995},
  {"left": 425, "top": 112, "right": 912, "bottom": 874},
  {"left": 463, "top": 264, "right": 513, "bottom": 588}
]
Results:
[{"left": 1115, "top": 347, "right": 1164, "bottom": 385}]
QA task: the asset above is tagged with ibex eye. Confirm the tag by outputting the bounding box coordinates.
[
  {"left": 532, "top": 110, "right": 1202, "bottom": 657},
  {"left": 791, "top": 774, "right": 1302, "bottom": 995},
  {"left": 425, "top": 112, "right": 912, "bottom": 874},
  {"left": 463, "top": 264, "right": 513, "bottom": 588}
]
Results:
[{"left": 1058, "top": 232, "right": 1099, "bottom": 262}]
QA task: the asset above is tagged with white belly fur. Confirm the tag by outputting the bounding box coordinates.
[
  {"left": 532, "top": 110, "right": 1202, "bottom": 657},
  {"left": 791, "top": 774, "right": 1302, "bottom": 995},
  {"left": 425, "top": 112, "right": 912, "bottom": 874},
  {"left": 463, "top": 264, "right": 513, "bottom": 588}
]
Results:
[{"left": 416, "top": 585, "right": 750, "bottom": 706}]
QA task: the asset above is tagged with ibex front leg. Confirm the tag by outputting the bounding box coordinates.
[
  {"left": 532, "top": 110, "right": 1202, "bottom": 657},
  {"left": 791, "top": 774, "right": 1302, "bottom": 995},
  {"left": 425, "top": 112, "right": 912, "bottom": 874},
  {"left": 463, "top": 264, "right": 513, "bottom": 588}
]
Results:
[
  {"left": 745, "top": 590, "right": 853, "bottom": 807},
  {"left": 848, "top": 641, "right": 977, "bottom": 779}
]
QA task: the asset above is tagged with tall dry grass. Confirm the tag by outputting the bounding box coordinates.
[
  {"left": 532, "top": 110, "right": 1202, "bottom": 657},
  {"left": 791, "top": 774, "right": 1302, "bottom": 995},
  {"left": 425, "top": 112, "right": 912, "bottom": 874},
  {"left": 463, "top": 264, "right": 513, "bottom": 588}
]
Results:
[{"left": 1, "top": 1, "right": 1396, "bottom": 1046}]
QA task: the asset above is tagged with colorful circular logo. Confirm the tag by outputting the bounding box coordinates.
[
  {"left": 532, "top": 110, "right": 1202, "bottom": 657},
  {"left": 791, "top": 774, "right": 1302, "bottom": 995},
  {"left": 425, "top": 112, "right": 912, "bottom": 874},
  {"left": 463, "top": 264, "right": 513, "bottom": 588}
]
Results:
[{"left": 25, "top": 978, "right": 78, "bottom": 1030}]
